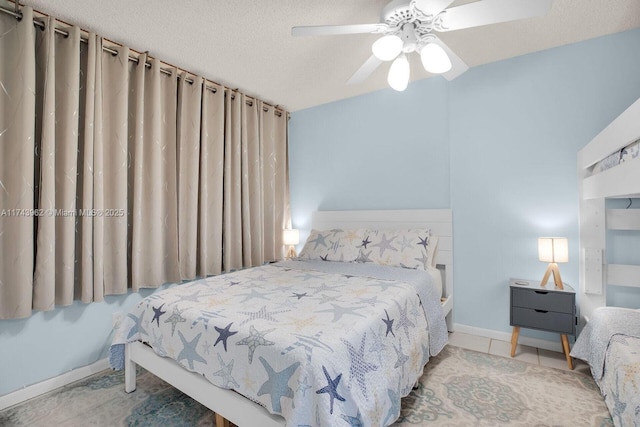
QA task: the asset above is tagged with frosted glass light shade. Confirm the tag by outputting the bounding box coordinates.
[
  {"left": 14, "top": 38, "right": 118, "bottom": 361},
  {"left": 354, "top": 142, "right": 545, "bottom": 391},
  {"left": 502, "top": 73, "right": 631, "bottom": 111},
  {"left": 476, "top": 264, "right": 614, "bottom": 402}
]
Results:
[
  {"left": 538, "top": 237, "right": 568, "bottom": 263},
  {"left": 420, "top": 43, "right": 452, "bottom": 74},
  {"left": 372, "top": 34, "right": 403, "bottom": 61},
  {"left": 283, "top": 229, "right": 300, "bottom": 246},
  {"left": 388, "top": 54, "right": 410, "bottom": 91}
]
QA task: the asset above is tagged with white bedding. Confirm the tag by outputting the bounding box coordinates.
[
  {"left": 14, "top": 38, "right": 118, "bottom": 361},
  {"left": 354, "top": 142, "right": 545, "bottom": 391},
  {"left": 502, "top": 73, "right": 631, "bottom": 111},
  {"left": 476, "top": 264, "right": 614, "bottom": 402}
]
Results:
[
  {"left": 591, "top": 139, "right": 640, "bottom": 175},
  {"left": 110, "top": 260, "right": 447, "bottom": 427},
  {"left": 600, "top": 335, "right": 640, "bottom": 426},
  {"left": 426, "top": 266, "right": 443, "bottom": 299},
  {"left": 571, "top": 307, "right": 640, "bottom": 426}
]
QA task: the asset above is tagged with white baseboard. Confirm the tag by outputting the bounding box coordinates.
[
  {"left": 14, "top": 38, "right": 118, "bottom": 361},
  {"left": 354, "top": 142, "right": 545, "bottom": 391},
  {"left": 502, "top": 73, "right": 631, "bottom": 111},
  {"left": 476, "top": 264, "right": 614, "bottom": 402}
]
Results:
[
  {"left": 453, "top": 323, "right": 563, "bottom": 353},
  {"left": 0, "top": 358, "right": 110, "bottom": 411}
]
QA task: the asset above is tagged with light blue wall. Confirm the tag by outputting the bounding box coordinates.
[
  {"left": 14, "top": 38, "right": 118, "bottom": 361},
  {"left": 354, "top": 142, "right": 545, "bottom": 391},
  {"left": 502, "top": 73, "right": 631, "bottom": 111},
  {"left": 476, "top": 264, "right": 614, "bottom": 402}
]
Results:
[
  {"left": 290, "top": 28, "right": 640, "bottom": 340},
  {"left": 290, "top": 77, "right": 451, "bottom": 243},
  {"left": 449, "top": 29, "right": 640, "bottom": 335},
  {"left": 0, "top": 285, "right": 174, "bottom": 396}
]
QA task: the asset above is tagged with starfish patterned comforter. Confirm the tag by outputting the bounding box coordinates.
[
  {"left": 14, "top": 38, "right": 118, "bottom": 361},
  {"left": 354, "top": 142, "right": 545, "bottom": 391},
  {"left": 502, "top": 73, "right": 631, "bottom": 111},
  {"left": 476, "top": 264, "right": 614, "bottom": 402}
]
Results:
[
  {"left": 571, "top": 307, "right": 640, "bottom": 427},
  {"left": 110, "top": 260, "right": 447, "bottom": 427}
]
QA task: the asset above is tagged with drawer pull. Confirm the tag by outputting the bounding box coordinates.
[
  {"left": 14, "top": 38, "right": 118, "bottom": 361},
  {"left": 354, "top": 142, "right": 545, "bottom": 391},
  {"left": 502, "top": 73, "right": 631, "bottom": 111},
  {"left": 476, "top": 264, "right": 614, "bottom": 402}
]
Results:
[
  {"left": 534, "top": 291, "right": 549, "bottom": 295},
  {"left": 534, "top": 309, "right": 548, "bottom": 313}
]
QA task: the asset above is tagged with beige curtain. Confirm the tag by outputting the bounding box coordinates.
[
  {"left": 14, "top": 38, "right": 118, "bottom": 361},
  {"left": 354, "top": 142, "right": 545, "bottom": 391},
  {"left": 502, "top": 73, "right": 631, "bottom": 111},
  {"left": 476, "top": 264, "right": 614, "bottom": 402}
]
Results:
[
  {"left": 0, "top": 7, "right": 35, "bottom": 319},
  {"left": 79, "top": 32, "right": 101, "bottom": 302},
  {"left": 223, "top": 89, "right": 243, "bottom": 271},
  {"left": 177, "top": 74, "right": 203, "bottom": 280},
  {"left": 261, "top": 101, "right": 289, "bottom": 261},
  {"left": 96, "top": 42, "right": 128, "bottom": 297},
  {"left": 197, "top": 82, "right": 225, "bottom": 277},
  {"left": 31, "top": 16, "right": 84, "bottom": 311},
  {"left": 0, "top": 6, "right": 289, "bottom": 319},
  {"left": 131, "top": 55, "right": 181, "bottom": 290}
]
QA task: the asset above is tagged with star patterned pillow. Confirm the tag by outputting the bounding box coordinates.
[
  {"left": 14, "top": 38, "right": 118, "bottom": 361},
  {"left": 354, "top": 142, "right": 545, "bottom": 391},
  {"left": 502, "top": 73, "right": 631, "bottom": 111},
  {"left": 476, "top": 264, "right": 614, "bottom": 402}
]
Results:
[
  {"left": 298, "top": 229, "right": 365, "bottom": 262},
  {"left": 356, "top": 228, "right": 435, "bottom": 270}
]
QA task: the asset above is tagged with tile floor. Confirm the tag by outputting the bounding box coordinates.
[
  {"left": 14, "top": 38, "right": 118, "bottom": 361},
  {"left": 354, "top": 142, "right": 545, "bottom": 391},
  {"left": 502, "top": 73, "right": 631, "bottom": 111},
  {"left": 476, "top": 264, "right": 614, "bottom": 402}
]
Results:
[{"left": 448, "top": 331, "right": 590, "bottom": 374}]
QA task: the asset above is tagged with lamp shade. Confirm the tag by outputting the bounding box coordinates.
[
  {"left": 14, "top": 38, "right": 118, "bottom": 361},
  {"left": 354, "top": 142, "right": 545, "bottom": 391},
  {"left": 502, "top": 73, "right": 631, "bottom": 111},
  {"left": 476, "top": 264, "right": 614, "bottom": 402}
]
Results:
[
  {"left": 388, "top": 54, "right": 410, "bottom": 91},
  {"left": 538, "top": 237, "right": 568, "bottom": 263},
  {"left": 283, "top": 229, "right": 300, "bottom": 246},
  {"left": 420, "top": 43, "right": 452, "bottom": 74},
  {"left": 372, "top": 34, "right": 403, "bottom": 61}
]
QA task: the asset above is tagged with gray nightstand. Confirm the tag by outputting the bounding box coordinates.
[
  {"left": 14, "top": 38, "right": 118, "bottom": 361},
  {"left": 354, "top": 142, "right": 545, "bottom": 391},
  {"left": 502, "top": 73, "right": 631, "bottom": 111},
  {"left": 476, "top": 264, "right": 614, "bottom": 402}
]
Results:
[{"left": 509, "top": 278, "right": 576, "bottom": 369}]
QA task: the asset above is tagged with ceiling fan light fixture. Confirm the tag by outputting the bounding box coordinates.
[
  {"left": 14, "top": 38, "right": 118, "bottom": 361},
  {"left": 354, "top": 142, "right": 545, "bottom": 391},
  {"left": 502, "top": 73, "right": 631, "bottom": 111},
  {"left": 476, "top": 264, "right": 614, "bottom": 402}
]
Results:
[
  {"left": 293, "top": 0, "right": 553, "bottom": 87},
  {"left": 372, "top": 34, "right": 403, "bottom": 61},
  {"left": 420, "top": 42, "right": 452, "bottom": 74},
  {"left": 387, "top": 54, "right": 410, "bottom": 91}
]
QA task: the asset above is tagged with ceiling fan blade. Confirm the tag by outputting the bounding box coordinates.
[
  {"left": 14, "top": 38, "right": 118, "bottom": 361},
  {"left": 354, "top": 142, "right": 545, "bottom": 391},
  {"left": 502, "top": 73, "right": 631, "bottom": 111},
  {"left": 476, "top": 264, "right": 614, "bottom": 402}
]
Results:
[
  {"left": 292, "top": 23, "right": 386, "bottom": 37},
  {"left": 430, "top": 36, "right": 469, "bottom": 81},
  {"left": 437, "top": 0, "right": 552, "bottom": 32},
  {"left": 347, "top": 55, "right": 383, "bottom": 85},
  {"left": 413, "top": 0, "right": 455, "bottom": 17}
]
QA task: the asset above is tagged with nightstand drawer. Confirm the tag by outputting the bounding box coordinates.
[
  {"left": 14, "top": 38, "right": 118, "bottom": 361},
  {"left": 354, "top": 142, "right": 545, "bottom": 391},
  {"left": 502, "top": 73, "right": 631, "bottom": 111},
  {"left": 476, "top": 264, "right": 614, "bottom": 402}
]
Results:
[
  {"left": 511, "top": 288, "right": 574, "bottom": 313},
  {"left": 511, "top": 307, "right": 574, "bottom": 334}
]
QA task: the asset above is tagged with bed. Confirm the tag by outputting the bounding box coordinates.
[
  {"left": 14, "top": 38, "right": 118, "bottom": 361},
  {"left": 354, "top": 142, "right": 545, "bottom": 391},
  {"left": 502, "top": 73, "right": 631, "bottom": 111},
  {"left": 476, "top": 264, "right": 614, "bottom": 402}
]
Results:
[
  {"left": 110, "top": 209, "right": 454, "bottom": 427},
  {"left": 578, "top": 95, "right": 640, "bottom": 322},
  {"left": 574, "top": 97, "right": 640, "bottom": 425},
  {"left": 571, "top": 307, "right": 640, "bottom": 426}
]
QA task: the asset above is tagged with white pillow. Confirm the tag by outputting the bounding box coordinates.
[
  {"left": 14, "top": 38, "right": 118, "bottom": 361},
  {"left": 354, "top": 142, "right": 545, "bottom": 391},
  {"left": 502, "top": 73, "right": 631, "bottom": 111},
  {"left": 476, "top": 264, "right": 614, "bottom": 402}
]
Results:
[
  {"left": 298, "top": 229, "right": 364, "bottom": 262},
  {"left": 356, "top": 228, "right": 436, "bottom": 270}
]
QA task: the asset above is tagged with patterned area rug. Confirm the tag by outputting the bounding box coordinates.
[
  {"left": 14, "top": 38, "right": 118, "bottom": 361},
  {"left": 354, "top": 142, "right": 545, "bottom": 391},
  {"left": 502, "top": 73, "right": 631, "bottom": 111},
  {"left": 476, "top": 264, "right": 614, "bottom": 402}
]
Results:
[
  {"left": 0, "top": 345, "right": 613, "bottom": 426},
  {"left": 396, "top": 345, "right": 612, "bottom": 426}
]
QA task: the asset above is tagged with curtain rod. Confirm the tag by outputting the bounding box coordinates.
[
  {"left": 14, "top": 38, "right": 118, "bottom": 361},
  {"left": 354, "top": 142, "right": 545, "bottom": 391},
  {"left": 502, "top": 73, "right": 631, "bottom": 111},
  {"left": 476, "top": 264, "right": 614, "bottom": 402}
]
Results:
[{"left": 0, "top": 2, "right": 287, "bottom": 117}]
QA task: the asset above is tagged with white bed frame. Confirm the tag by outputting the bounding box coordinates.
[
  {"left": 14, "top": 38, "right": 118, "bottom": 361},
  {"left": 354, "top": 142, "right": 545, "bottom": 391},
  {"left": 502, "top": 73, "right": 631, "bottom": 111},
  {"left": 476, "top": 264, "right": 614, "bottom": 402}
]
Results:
[
  {"left": 578, "top": 97, "right": 640, "bottom": 325},
  {"left": 124, "top": 209, "right": 453, "bottom": 427}
]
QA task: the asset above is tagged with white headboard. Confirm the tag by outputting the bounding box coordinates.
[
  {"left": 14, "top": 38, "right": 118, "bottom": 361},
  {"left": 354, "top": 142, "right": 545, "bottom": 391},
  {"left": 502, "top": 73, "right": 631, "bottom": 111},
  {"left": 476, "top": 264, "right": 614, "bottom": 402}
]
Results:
[{"left": 311, "top": 209, "right": 453, "bottom": 328}]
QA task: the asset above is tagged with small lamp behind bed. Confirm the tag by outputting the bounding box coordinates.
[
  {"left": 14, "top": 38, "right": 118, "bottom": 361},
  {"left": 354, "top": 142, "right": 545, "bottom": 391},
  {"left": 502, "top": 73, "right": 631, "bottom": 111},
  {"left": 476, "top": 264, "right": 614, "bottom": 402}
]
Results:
[
  {"left": 283, "top": 229, "right": 300, "bottom": 259},
  {"left": 538, "top": 237, "right": 568, "bottom": 289}
]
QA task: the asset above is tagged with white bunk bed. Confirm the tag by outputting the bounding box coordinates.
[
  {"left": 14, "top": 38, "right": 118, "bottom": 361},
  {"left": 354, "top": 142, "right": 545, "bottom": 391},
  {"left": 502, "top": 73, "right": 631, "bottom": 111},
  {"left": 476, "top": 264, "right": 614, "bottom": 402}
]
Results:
[
  {"left": 575, "top": 97, "right": 640, "bottom": 426},
  {"left": 120, "top": 209, "right": 454, "bottom": 427},
  {"left": 578, "top": 96, "right": 640, "bottom": 322}
]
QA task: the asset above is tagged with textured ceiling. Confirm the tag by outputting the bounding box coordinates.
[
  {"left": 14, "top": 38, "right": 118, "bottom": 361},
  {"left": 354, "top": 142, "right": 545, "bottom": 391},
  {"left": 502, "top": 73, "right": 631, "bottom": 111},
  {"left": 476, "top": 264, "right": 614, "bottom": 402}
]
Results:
[{"left": 15, "top": 0, "right": 640, "bottom": 111}]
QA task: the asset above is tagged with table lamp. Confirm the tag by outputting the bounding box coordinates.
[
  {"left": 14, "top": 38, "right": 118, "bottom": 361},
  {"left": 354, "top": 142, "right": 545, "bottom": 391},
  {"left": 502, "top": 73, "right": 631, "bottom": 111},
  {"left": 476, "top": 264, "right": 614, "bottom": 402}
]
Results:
[
  {"left": 538, "top": 237, "right": 568, "bottom": 289},
  {"left": 283, "top": 229, "right": 300, "bottom": 259}
]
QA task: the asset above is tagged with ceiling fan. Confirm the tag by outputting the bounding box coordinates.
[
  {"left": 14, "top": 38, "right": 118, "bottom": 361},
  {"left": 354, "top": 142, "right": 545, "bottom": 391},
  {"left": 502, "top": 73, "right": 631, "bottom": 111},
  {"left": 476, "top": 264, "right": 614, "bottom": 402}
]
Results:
[{"left": 292, "top": 0, "right": 552, "bottom": 91}]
